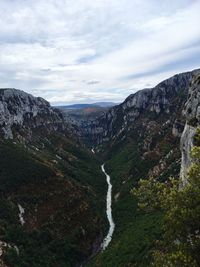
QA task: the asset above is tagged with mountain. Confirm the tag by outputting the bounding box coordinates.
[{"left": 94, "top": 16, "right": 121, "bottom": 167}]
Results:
[
  {"left": 0, "top": 88, "right": 106, "bottom": 267},
  {"left": 0, "top": 88, "right": 69, "bottom": 140},
  {"left": 84, "top": 69, "right": 200, "bottom": 266},
  {"left": 57, "top": 102, "right": 116, "bottom": 110},
  {"left": 57, "top": 102, "right": 117, "bottom": 128},
  {"left": 80, "top": 70, "right": 198, "bottom": 147},
  {"left": 58, "top": 104, "right": 99, "bottom": 110},
  {"left": 0, "top": 69, "right": 200, "bottom": 267},
  {"left": 92, "top": 102, "right": 118, "bottom": 108},
  {"left": 58, "top": 106, "right": 111, "bottom": 131}
]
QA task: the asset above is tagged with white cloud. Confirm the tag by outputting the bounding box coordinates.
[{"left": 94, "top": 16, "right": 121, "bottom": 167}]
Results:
[{"left": 0, "top": 0, "right": 199, "bottom": 104}]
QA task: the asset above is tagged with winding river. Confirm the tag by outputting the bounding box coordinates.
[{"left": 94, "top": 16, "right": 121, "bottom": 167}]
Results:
[{"left": 101, "top": 164, "right": 115, "bottom": 250}]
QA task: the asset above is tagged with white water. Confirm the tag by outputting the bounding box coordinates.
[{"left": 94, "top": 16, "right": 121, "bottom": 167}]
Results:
[
  {"left": 18, "top": 204, "right": 25, "bottom": 226},
  {"left": 101, "top": 164, "right": 115, "bottom": 250}
]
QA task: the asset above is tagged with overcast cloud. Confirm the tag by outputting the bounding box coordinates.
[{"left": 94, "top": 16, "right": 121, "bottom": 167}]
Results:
[{"left": 0, "top": 0, "right": 200, "bottom": 105}]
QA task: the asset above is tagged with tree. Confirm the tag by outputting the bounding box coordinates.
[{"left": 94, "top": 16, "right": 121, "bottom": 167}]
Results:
[{"left": 132, "top": 129, "right": 200, "bottom": 267}]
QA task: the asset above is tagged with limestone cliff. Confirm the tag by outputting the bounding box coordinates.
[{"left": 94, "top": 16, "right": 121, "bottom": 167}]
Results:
[
  {"left": 0, "top": 89, "right": 105, "bottom": 267},
  {"left": 0, "top": 88, "right": 68, "bottom": 141},
  {"left": 80, "top": 70, "right": 199, "bottom": 147},
  {"left": 180, "top": 71, "right": 200, "bottom": 185}
]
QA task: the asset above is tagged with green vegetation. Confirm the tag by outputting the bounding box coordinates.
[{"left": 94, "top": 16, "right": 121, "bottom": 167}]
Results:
[
  {"left": 87, "top": 210, "right": 163, "bottom": 267},
  {"left": 132, "top": 129, "right": 200, "bottom": 266},
  {"left": 87, "top": 111, "right": 183, "bottom": 267},
  {"left": 2, "top": 225, "right": 84, "bottom": 267},
  {"left": 87, "top": 136, "right": 163, "bottom": 267},
  {"left": 0, "top": 137, "right": 106, "bottom": 267},
  {"left": 0, "top": 95, "right": 191, "bottom": 266},
  {"left": 0, "top": 142, "right": 54, "bottom": 191}
]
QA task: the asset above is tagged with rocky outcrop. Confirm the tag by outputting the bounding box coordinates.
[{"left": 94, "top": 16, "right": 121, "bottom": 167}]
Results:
[
  {"left": 0, "top": 89, "right": 105, "bottom": 267},
  {"left": 79, "top": 69, "right": 199, "bottom": 147},
  {"left": 180, "top": 71, "right": 200, "bottom": 185},
  {"left": 0, "top": 88, "right": 69, "bottom": 141}
]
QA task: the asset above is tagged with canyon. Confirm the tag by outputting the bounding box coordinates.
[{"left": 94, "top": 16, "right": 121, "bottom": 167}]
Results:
[{"left": 0, "top": 68, "right": 199, "bottom": 266}]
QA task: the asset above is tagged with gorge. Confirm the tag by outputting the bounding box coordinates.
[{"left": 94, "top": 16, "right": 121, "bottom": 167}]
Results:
[{"left": 0, "top": 68, "right": 200, "bottom": 267}]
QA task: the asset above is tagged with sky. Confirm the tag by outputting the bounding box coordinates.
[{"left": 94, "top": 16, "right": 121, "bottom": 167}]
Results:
[{"left": 0, "top": 0, "right": 200, "bottom": 105}]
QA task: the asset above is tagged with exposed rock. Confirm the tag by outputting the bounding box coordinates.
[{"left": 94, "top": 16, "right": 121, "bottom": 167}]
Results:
[
  {"left": 70, "top": 69, "right": 199, "bottom": 186},
  {"left": 148, "top": 161, "right": 167, "bottom": 178},
  {"left": 0, "top": 88, "right": 105, "bottom": 266},
  {"left": 180, "top": 71, "right": 200, "bottom": 185},
  {"left": 0, "top": 240, "right": 18, "bottom": 267},
  {"left": 172, "top": 120, "right": 185, "bottom": 137},
  {"left": 0, "top": 88, "right": 69, "bottom": 141},
  {"left": 78, "top": 69, "right": 199, "bottom": 146},
  {"left": 180, "top": 124, "right": 196, "bottom": 186}
]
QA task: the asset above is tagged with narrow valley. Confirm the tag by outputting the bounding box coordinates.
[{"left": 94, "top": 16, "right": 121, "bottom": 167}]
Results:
[
  {"left": 0, "top": 69, "right": 200, "bottom": 267},
  {"left": 0, "top": 1, "right": 200, "bottom": 266}
]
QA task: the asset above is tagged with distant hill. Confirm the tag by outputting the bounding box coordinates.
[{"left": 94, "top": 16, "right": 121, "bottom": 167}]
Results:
[
  {"left": 92, "top": 102, "right": 118, "bottom": 107},
  {"left": 57, "top": 102, "right": 117, "bottom": 110}
]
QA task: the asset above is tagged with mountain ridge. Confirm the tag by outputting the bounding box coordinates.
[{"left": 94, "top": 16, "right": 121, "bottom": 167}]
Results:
[
  {"left": 85, "top": 68, "right": 200, "bottom": 266},
  {"left": 56, "top": 102, "right": 117, "bottom": 110},
  {"left": 0, "top": 88, "right": 69, "bottom": 141},
  {"left": 77, "top": 69, "right": 199, "bottom": 147},
  {"left": 0, "top": 88, "right": 106, "bottom": 267},
  {"left": 0, "top": 68, "right": 200, "bottom": 267}
]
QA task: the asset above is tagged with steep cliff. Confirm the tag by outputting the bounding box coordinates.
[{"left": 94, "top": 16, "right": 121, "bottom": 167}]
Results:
[
  {"left": 86, "top": 69, "right": 200, "bottom": 267},
  {"left": 180, "top": 71, "right": 200, "bottom": 186},
  {"left": 0, "top": 88, "right": 70, "bottom": 141},
  {"left": 1, "top": 69, "right": 200, "bottom": 267},
  {"left": 80, "top": 70, "right": 198, "bottom": 147},
  {"left": 0, "top": 89, "right": 106, "bottom": 267},
  {"left": 78, "top": 70, "right": 200, "bottom": 185}
]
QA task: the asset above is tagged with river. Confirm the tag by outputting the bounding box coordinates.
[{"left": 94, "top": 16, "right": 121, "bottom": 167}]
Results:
[{"left": 101, "top": 164, "right": 115, "bottom": 250}]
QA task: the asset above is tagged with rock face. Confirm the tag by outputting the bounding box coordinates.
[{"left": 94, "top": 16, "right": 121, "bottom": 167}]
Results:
[
  {"left": 180, "top": 71, "right": 200, "bottom": 185},
  {"left": 80, "top": 70, "right": 198, "bottom": 147},
  {"left": 0, "top": 88, "right": 105, "bottom": 267},
  {"left": 73, "top": 69, "right": 200, "bottom": 185},
  {"left": 0, "top": 88, "right": 67, "bottom": 140}
]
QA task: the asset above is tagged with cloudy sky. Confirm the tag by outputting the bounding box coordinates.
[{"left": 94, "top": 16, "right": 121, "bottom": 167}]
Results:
[{"left": 0, "top": 0, "right": 200, "bottom": 105}]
